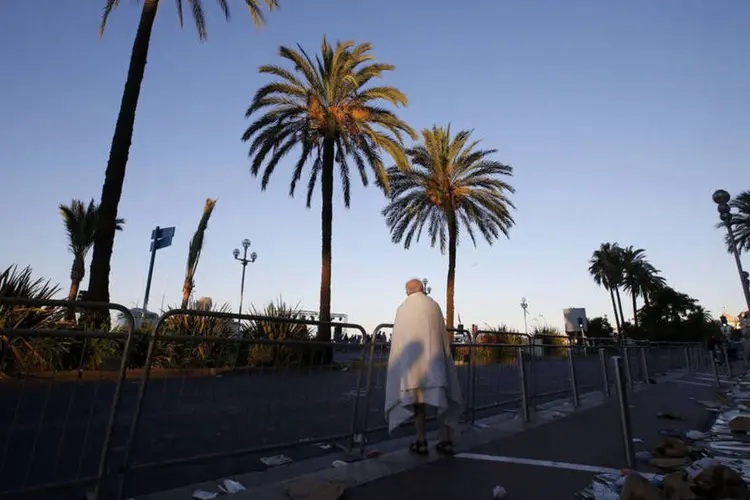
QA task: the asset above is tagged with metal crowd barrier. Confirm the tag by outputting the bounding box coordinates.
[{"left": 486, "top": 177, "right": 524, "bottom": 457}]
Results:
[
  {"left": 0, "top": 297, "right": 136, "bottom": 500},
  {"left": 111, "top": 309, "right": 371, "bottom": 500},
  {"left": 0, "top": 300, "right": 722, "bottom": 500}
]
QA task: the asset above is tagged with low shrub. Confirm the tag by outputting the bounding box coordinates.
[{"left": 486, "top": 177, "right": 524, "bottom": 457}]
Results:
[
  {"left": 243, "top": 298, "right": 317, "bottom": 368},
  {"left": 531, "top": 324, "right": 569, "bottom": 358}
]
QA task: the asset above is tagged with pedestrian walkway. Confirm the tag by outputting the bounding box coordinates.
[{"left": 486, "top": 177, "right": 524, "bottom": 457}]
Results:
[{"left": 342, "top": 372, "right": 725, "bottom": 499}]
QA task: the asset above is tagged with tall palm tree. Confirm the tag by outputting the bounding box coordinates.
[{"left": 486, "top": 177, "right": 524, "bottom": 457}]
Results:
[
  {"left": 59, "top": 199, "right": 124, "bottom": 321},
  {"left": 87, "top": 0, "right": 279, "bottom": 308},
  {"left": 620, "top": 246, "right": 664, "bottom": 327},
  {"left": 182, "top": 198, "right": 217, "bottom": 308},
  {"left": 589, "top": 242, "right": 624, "bottom": 332},
  {"left": 242, "top": 37, "right": 415, "bottom": 342},
  {"left": 640, "top": 271, "right": 667, "bottom": 308},
  {"left": 717, "top": 190, "right": 750, "bottom": 254},
  {"left": 382, "top": 126, "right": 516, "bottom": 335}
]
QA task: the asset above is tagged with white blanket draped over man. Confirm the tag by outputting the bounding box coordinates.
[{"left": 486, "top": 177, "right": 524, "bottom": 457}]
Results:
[{"left": 384, "top": 278, "right": 464, "bottom": 455}]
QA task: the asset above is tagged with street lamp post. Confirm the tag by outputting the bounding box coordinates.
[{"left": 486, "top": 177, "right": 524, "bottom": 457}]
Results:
[
  {"left": 421, "top": 278, "right": 432, "bottom": 295},
  {"left": 520, "top": 297, "right": 529, "bottom": 336},
  {"left": 233, "top": 239, "right": 258, "bottom": 334},
  {"left": 712, "top": 190, "right": 750, "bottom": 311}
]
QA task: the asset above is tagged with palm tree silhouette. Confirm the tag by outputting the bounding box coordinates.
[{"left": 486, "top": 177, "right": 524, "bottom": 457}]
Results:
[
  {"left": 716, "top": 190, "right": 750, "bottom": 254},
  {"left": 382, "top": 125, "right": 516, "bottom": 334},
  {"left": 589, "top": 242, "right": 624, "bottom": 333},
  {"left": 88, "top": 0, "right": 278, "bottom": 307},
  {"left": 59, "top": 199, "right": 124, "bottom": 321},
  {"left": 242, "top": 37, "right": 415, "bottom": 341},
  {"left": 621, "top": 245, "right": 665, "bottom": 327}
]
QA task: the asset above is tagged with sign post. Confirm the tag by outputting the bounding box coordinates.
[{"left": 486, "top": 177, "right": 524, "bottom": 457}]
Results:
[{"left": 143, "top": 226, "right": 175, "bottom": 312}]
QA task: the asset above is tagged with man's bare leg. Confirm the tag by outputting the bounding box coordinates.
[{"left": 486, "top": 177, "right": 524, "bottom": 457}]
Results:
[
  {"left": 436, "top": 414, "right": 455, "bottom": 455},
  {"left": 439, "top": 424, "right": 452, "bottom": 443},
  {"left": 413, "top": 404, "right": 427, "bottom": 443}
]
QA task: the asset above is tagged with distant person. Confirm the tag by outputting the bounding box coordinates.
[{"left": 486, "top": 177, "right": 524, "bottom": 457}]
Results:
[
  {"left": 384, "top": 279, "right": 464, "bottom": 456},
  {"left": 708, "top": 332, "right": 723, "bottom": 364}
]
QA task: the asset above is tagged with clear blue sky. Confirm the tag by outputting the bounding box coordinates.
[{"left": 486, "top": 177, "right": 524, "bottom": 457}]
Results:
[{"left": 1, "top": 0, "right": 749, "bottom": 334}]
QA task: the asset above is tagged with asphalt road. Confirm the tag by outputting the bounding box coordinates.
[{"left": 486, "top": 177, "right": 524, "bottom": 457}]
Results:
[
  {"left": 343, "top": 371, "right": 722, "bottom": 500},
  {"left": 0, "top": 346, "right": 679, "bottom": 499}
]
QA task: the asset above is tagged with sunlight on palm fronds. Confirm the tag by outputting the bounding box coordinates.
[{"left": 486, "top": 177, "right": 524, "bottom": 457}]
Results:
[
  {"left": 382, "top": 126, "right": 515, "bottom": 252},
  {"left": 182, "top": 198, "right": 217, "bottom": 308},
  {"left": 243, "top": 37, "right": 415, "bottom": 206}
]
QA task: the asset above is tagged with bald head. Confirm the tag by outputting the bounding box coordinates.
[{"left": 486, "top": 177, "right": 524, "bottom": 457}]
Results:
[{"left": 405, "top": 279, "right": 425, "bottom": 296}]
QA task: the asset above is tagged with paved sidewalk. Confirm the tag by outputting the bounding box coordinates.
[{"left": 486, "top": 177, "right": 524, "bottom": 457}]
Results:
[{"left": 342, "top": 373, "right": 726, "bottom": 499}]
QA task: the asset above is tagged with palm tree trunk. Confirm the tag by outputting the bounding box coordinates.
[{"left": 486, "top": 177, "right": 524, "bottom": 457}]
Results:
[
  {"left": 615, "top": 288, "right": 626, "bottom": 326},
  {"left": 181, "top": 280, "right": 192, "bottom": 310},
  {"left": 445, "top": 210, "right": 457, "bottom": 341},
  {"left": 87, "top": 0, "right": 159, "bottom": 313},
  {"left": 317, "top": 137, "right": 335, "bottom": 343},
  {"left": 66, "top": 255, "right": 85, "bottom": 322},
  {"left": 631, "top": 293, "right": 639, "bottom": 327},
  {"left": 609, "top": 288, "right": 621, "bottom": 332}
]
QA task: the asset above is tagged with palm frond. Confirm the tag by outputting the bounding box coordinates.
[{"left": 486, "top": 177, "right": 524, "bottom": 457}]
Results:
[
  {"left": 101, "top": 0, "right": 277, "bottom": 40},
  {"left": 243, "top": 37, "right": 415, "bottom": 205},
  {"left": 382, "top": 126, "right": 515, "bottom": 253},
  {"left": 182, "top": 198, "right": 217, "bottom": 308},
  {"left": 99, "top": 0, "right": 122, "bottom": 38},
  {"left": 716, "top": 191, "right": 750, "bottom": 254}
]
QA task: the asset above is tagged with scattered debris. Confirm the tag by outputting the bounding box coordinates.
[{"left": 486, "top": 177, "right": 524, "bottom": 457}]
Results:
[
  {"left": 260, "top": 454, "right": 293, "bottom": 467},
  {"left": 217, "top": 479, "right": 246, "bottom": 494},
  {"left": 685, "top": 430, "right": 708, "bottom": 441},
  {"left": 576, "top": 373, "right": 750, "bottom": 499},
  {"left": 315, "top": 443, "right": 333, "bottom": 450},
  {"left": 192, "top": 490, "right": 218, "bottom": 500},
  {"left": 697, "top": 400, "right": 722, "bottom": 409},
  {"left": 492, "top": 484, "right": 507, "bottom": 499},
  {"left": 331, "top": 460, "right": 348, "bottom": 468}
]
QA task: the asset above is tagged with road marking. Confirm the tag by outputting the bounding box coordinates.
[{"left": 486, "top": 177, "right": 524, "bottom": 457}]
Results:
[
  {"left": 673, "top": 380, "right": 713, "bottom": 387},
  {"left": 455, "top": 453, "right": 620, "bottom": 474}
]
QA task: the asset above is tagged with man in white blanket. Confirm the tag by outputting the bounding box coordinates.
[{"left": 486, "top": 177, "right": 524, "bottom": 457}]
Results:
[{"left": 384, "top": 278, "right": 464, "bottom": 456}]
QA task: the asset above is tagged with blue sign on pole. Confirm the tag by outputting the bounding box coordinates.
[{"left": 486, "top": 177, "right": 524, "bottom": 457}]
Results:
[
  {"left": 150, "top": 226, "right": 175, "bottom": 252},
  {"left": 144, "top": 225, "right": 175, "bottom": 311}
]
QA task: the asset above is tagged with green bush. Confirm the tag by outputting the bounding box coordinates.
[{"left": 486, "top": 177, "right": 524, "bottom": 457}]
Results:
[
  {"left": 0, "top": 265, "right": 68, "bottom": 374},
  {"left": 532, "top": 324, "right": 569, "bottom": 358},
  {"left": 243, "top": 298, "right": 316, "bottom": 368}
]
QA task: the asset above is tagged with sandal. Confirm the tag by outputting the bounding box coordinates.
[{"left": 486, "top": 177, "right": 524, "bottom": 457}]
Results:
[
  {"left": 408, "top": 440, "right": 429, "bottom": 456},
  {"left": 436, "top": 441, "right": 455, "bottom": 456}
]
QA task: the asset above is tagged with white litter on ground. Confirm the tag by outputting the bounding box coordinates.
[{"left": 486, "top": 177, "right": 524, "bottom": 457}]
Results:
[
  {"left": 260, "top": 454, "right": 293, "bottom": 467},
  {"left": 192, "top": 490, "right": 218, "bottom": 500},
  {"left": 492, "top": 484, "right": 507, "bottom": 498},
  {"left": 217, "top": 479, "right": 246, "bottom": 493}
]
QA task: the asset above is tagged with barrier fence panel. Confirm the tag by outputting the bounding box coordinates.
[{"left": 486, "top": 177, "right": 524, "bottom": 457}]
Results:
[
  {"left": 468, "top": 330, "right": 530, "bottom": 420},
  {"left": 525, "top": 336, "right": 574, "bottom": 410},
  {"left": 569, "top": 344, "right": 607, "bottom": 399},
  {"left": 113, "top": 309, "right": 369, "bottom": 500},
  {"left": 0, "top": 297, "right": 136, "bottom": 500}
]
